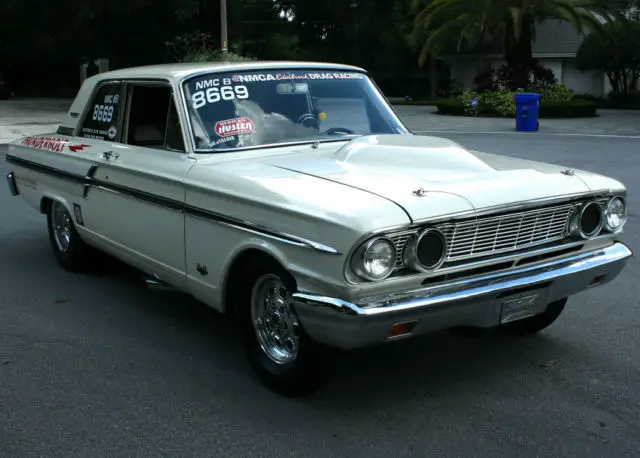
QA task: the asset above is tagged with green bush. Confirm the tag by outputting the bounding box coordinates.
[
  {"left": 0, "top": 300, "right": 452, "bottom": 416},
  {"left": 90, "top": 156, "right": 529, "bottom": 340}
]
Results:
[
  {"left": 538, "top": 99, "right": 598, "bottom": 118},
  {"left": 604, "top": 91, "right": 640, "bottom": 109},
  {"left": 436, "top": 97, "right": 465, "bottom": 115},
  {"left": 436, "top": 96, "right": 597, "bottom": 118},
  {"left": 436, "top": 83, "right": 596, "bottom": 118}
]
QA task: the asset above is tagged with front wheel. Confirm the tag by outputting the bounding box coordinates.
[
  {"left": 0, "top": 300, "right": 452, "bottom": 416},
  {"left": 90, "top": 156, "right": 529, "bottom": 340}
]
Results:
[
  {"left": 235, "top": 259, "right": 334, "bottom": 396},
  {"left": 500, "top": 297, "right": 567, "bottom": 335}
]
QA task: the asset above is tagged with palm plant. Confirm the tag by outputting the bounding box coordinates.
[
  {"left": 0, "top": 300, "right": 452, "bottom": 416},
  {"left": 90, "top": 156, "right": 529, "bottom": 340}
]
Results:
[{"left": 408, "top": 0, "right": 628, "bottom": 88}]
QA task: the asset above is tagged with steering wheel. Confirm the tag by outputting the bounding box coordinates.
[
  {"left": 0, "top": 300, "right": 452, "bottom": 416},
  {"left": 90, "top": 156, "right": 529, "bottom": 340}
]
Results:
[
  {"left": 296, "top": 113, "right": 318, "bottom": 129},
  {"left": 324, "top": 127, "right": 355, "bottom": 136}
]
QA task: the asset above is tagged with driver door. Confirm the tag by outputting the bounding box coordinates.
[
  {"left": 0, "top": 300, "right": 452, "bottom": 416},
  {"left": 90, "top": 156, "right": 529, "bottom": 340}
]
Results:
[{"left": 78, "top": 80, "right": 194, "bottom": 288}]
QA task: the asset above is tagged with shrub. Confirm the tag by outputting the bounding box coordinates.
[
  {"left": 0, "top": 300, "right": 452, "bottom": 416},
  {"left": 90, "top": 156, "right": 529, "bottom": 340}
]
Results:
[
  {"left": 480, "top": 89, "right": 523, "bottom": 117},
  {"left": 604, "top": 90, "right": 640, "bottom": 109},
  {"left": 539, "top": 99, "right": 598, "bottom": 118},
  {"left": 539, "top": 84, "right": 574, "bottom": 103},
  {"left": 436, "top": 98, "right": 465, "bottom": 115},
  {"left": 436, "top": 96, "right": 597, "bottom": 118},
  {"left": 472, "top": 67, "right": 498, "bottom": 93}
]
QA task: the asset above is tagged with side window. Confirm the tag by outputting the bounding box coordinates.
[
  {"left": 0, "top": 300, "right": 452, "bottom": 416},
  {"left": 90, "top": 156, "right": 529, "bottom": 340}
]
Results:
[
  {"left": 80, "top": 83, "right": 123, "bottom": 141},
  {"left": 123, "top": 84, "right": 186, "bottom": 152}
]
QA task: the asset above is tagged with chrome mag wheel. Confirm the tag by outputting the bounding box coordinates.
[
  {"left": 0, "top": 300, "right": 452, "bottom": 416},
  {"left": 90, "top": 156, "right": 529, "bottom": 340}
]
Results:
[
  {"left": 250, "top": 273, "right": 301, "bottom": 365},
  {"left": 51, "top": 200, "right": 73, "bottom": 252}
]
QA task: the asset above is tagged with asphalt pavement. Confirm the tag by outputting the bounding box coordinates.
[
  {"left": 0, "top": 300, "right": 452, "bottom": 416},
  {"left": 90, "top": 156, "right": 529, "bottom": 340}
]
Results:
[{"left": 1, "top": 129, "right": 639, "bottom": 457}]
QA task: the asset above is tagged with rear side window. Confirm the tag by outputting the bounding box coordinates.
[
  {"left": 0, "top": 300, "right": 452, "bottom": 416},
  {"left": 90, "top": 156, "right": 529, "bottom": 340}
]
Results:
[{"left": 79, "top": 82, "right": 123, "bottom": 141}]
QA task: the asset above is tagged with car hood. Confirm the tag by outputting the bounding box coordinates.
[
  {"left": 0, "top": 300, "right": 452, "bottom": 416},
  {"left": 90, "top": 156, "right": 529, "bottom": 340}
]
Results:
[{"left": 262, "top": 134, "right": 605, "bottom": 222}]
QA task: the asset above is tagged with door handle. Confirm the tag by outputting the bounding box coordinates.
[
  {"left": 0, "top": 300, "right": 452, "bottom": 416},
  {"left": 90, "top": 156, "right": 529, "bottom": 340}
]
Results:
[{"left": 101, "top": 151, "right": 120, "bottom": 160}]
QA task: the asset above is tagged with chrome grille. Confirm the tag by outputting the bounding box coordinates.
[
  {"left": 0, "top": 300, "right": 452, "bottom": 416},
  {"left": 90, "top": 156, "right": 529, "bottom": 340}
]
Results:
[
  {"left": 389, "top": 232, "right": 412, "bottom": 268},
  {"left": 439, "top": 203, "right": 576, "bottom": 261}
]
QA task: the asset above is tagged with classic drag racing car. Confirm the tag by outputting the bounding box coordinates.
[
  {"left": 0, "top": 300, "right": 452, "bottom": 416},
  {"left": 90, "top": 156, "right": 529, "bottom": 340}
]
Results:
[{"left": 5, "top": 61, "right": 633, "bottom": 396}]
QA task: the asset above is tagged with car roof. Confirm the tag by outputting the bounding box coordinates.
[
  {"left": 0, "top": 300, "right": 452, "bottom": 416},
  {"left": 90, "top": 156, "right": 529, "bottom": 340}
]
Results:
[
  {"left": 90, "top": 60, "right": 367, "bottom": 83},
  {"left": 56, "top": 60, "right": 369, "bottom": 148}
]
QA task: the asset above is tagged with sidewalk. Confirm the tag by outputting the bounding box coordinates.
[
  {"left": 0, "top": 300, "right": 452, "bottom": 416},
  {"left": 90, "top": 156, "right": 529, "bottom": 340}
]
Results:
[
  {"left": 2, "top": 98, "right": 640, "bottom": 144},
  {"left": 394, "top": 105, "right": 640, "bottom": 137},
  {"left": 0, "top": 99, "right": 71, "bottom": 144}
]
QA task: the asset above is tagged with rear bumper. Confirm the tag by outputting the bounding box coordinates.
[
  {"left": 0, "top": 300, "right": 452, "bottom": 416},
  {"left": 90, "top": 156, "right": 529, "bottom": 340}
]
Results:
[
  {"left": 293, "top": 242, "right": 633, "bottom": 350},
  {"left": 6, "top": 171, "right": 19, "bottom": 196}
]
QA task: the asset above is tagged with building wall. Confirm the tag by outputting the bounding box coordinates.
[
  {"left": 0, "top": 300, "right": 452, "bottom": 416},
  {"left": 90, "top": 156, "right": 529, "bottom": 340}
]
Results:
[
  {"left": 449, "top": 56, "right": 605, "bottom": 96},
  {"left": 562, "top": 60, "right": 603, "bottom": 96}
]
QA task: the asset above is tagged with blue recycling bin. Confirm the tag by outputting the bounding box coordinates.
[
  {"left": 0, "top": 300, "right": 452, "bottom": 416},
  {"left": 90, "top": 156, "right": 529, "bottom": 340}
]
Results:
[{"left": 514, "top": 92, "right": 542, "bottom": 132}]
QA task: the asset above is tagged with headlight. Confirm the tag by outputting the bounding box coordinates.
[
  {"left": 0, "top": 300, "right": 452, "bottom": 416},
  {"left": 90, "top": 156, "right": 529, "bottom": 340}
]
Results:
[
  {"left": 404, "top": 228, "right": 448, "bottom": 271},
  {"left": 351, "top": 237, "right": 396, "bottom": 281},
  {"left": 604, "top": 196, "right": 627, "bottom": 232},
  {"left": 569, "top": 201, "right": 603, "bottom": 239}
]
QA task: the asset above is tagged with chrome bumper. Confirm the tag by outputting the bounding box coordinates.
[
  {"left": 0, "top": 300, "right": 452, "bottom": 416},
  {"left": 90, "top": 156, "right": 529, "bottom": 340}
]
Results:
[
  {"left": 6, "top": 171, "right": 19, "bottom": 196},
  {"left": 293, "top": 242, "right": 633, "bottom": 350}
]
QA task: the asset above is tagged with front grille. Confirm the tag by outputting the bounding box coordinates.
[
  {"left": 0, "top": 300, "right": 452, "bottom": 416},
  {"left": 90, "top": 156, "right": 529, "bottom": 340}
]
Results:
[
  {"left": 388, "top": 202, "right": 578, "bottom": 268},
  {"left": 439, "top": 203, "right": 576, "bottom": 262}
]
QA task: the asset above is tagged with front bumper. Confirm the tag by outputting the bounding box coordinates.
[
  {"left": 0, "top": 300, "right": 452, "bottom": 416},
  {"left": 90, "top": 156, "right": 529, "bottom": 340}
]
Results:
[{"left": 293, "top": 242, "right": 633, "bottom": 350}]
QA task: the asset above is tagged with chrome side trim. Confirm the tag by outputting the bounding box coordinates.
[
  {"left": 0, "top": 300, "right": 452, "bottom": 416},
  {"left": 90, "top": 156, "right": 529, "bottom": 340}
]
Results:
[
  {"left": 6, "top": 171, "right": 19, "bottom": 196},
  {"left": 5, "top": 154, "right": 341, "bottom": 256},
  {"left": 185, "top": 205, "right": 341, "bottom": 255}
]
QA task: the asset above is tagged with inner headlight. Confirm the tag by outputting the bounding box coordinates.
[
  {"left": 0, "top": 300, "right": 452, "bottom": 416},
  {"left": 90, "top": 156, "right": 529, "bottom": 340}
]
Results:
[
  {"left": 351, "top": 237, "right": 396, "bottom": 281},
  {"left": 604, "top": 196, "right": 627, "bottom": 232}
]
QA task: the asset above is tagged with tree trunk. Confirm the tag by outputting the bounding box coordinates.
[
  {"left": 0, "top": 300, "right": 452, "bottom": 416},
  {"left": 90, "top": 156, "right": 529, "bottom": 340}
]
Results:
[{"left": 502, "top": 14, "right": 535, "bottom": 90}]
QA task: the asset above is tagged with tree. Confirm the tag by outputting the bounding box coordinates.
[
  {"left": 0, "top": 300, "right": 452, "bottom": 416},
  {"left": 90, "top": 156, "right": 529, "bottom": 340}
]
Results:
[
  {"left": 407, "top": 0, "right": 625, "bottom": 89},
  {"left": 576, "top": 19, "right": 640, "bottom": 93}
]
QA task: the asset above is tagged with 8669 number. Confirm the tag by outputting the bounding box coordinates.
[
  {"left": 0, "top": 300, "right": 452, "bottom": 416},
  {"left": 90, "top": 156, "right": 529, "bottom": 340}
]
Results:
[
  {"left": 92, "top": 104, "right": 114, "bottom": 123},
  {"left": 191, "top": 85, "right": 249, "bottom": 109}
]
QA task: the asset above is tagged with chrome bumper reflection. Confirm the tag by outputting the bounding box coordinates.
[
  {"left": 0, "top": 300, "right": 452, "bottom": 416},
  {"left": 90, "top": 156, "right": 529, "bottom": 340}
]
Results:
[
  {"left": 6, "top": 171, "right": 19, "bottom": 196},
  {"left": 293, "top": 242, "right": 633, "bottom": 350}
]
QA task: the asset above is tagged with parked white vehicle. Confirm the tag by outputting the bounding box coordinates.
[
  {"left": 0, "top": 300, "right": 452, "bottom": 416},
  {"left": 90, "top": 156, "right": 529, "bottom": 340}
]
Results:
[{"left": 5, "top": 61, "right": 633, "bottom": 396}]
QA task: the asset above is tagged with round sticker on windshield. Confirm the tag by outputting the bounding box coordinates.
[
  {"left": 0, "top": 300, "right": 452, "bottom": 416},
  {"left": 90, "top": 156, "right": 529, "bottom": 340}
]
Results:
[{"left": 215, "top": 117, "right": 255, "bottom": 137}]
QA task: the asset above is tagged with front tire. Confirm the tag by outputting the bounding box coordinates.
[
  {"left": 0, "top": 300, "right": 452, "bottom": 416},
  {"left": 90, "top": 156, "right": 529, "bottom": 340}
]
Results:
[
  {"left": 46, "top": 200, "right": 93, "bottom": 272},
  {"left": 500, "top": 298, "right": 567, "bottom": 335},
  {"left": 234, "top": 259, "right": 334, "bottom": 397}
]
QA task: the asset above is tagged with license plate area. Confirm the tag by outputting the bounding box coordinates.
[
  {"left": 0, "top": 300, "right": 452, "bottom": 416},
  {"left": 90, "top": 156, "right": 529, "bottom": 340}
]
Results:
[{"left": 499, "top": 287, "right": 550, "bottom": 324}]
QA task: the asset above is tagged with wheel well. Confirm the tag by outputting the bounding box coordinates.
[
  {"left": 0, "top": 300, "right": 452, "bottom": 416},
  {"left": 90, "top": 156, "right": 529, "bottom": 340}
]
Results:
[
  {"left": 40, "top": 196, "right": 53, "bottom": 214},
  {"left": 223, "top": 248, "right": 296, "bottom": 315}
]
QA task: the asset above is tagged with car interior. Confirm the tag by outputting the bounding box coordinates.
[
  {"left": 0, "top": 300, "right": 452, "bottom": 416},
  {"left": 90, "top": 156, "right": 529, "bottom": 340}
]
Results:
[{"left": 123, "top": 84, "right": 186, "bottom": 151}]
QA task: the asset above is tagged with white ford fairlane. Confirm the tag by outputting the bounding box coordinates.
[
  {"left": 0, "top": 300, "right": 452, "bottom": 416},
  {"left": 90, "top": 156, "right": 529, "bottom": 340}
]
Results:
[{"left": 5, "top": 61, "right": 633, "bottom": 396}]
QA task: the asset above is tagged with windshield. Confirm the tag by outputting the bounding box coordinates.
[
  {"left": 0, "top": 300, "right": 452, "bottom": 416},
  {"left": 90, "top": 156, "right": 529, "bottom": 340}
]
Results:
[{"left": 182, "top": 69, "right": 410, "bottom": 152}]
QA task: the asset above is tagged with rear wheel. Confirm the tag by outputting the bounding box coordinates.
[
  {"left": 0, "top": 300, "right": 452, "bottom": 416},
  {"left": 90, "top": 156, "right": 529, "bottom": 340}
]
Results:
[
  {"left": 500, "top": 298, "right": 567, "bottom": 335},
  {"left": 233, "top": 258, "right": 334, "bottom": 397},
  {"left": 46, "top": 200, "right": 93, "bottom": 272}
]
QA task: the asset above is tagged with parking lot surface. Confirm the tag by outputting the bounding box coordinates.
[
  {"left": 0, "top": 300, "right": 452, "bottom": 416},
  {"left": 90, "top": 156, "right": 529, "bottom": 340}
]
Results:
[{"left": 1, "top": 105, "right": 639, "bottom": 457}]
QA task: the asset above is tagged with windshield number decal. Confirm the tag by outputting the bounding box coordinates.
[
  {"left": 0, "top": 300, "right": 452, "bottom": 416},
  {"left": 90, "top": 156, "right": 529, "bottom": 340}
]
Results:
[
  {"left": 92, "top": 104, "right": 114, "bottom": 123},
  {"left": 191, "top": 85, "right": 249, "bottom": 109}
]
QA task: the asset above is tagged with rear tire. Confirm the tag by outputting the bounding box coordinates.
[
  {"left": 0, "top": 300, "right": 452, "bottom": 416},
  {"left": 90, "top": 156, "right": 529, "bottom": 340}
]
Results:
[
  {"left": 232, "top": 257, "right": 334, "bottom": 397},
  {"left": 46, "top": 200, "right": 93, "bottom": 273},
  {"left": 500, "top": 298, "right": 567, "bottom": 335}
]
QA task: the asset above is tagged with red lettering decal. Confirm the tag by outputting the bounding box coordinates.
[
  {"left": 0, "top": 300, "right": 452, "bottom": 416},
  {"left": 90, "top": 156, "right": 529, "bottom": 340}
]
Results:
[{"left": 214, "top": 117, "right": 255, "bottom": 137}]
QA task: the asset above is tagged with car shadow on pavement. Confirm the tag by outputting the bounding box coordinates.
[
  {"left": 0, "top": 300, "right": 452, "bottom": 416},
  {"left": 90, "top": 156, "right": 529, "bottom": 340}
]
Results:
[{"left": 5, "top": 231, "right": 583, "bottom": 407}]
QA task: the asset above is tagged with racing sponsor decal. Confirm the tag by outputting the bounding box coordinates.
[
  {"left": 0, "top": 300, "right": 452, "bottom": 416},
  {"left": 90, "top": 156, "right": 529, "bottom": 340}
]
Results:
[
  {"left": 68, "top": 143, "right": 90, "bottom": 152},
  {"left": 107, "top": 126, "right": 117, "bottom": 139},
  {"left": 21, "top": 136, "right": 68, "bottom": 153},
  {"left": 214, "top": 117, "right": 254, "bottom": 137},
  {"left": 230, "top": 72, "right": 364, "bottom": 83},
  {"left": 81, "top": 127, "right": 111, "bottom": 140}
]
